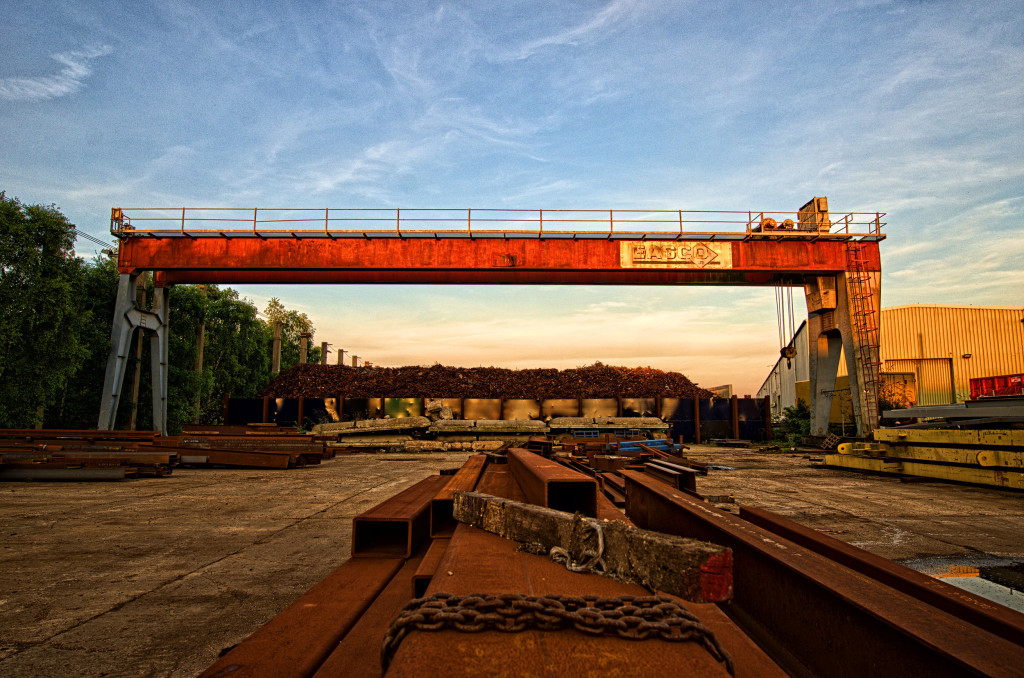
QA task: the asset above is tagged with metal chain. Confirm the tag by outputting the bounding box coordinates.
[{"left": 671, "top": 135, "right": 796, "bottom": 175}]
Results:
[
  {"left": 549, "top": 519, "right": 607, "bottom": 574},
  {"left": 381, "top": 592, "right": 734, "bottom": 675}
]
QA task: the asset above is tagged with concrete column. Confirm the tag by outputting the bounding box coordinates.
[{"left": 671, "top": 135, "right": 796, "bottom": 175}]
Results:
[
  {"left": 805, "top": 271, "right": 881, "bottom": 437},
  {"left": 337, "top": 348, "right": 346, "bottom": 366},
  {"left": 352, "top": 355, "right": 359, "bottom": 367},
  {"left": 299, "top": 332, "right": 311, "bottom": 364},
  {"left": 805, "top": 275, "right": 843, "bottom": 437},
  {"left": 321, "top": 341, "right": 329, "bottom": 365},
  {"left": 271, "top": 321, "right": 282, "bottom": 373}
]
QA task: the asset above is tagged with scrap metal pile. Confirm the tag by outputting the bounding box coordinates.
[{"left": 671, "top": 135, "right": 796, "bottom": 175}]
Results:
[
  {"left": 199, "top": 445, "right": 1024, "bottom": 677},
  {"left": 258, "top": 362, "right": 714, "bottom": 399}
]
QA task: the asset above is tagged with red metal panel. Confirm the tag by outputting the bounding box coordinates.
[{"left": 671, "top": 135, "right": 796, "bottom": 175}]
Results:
[{"left": 121, "top": 237, "right": 879, "bottom": 285}]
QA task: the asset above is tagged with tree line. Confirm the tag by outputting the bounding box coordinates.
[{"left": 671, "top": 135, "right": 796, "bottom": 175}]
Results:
[{"left": 0, "top": 193, "right": 319, "bottom": 432}]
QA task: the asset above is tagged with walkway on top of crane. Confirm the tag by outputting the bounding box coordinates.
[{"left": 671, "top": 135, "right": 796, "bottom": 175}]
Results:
[{"left": 111, "top": 205, "right": 884, "bottom": 285}]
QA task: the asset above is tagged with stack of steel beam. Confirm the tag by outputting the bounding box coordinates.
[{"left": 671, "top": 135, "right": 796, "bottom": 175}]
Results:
[
  {"left": 0, "top": 429, "right": 172, "bottom": 480},
  {"left": 0, "top": 428, "right": 338, "bottom": 477},
  {"left": 829, "top": 428, "right": 1024, "bottom": 490},
  {"left": 199, "top": 448, "right": 1024, "bottom": 676}
]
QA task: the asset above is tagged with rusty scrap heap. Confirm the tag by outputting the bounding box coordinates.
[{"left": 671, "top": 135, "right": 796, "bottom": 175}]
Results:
[{"left": 258, "top": 363, "right": 713, "bottom": 399}]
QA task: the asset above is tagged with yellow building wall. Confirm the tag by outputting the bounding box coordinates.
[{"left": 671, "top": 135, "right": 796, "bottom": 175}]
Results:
[
  {"left": 796, "top": 377, "right": 854, "bottom": 426},
  {"left": 831, "top": 305, "right": 1024, "bottom": 405},
  {"left": 880, "top": 305, "right": 1024, "bottom": 403}
]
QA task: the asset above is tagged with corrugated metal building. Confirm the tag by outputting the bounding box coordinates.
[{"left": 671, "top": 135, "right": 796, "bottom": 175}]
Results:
[{"left": 758, "top": 305, "right": 1024, "bottom": 419}]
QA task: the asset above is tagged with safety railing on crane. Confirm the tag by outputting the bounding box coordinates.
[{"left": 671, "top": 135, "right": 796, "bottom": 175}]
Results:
[{"left": 110, "top": 207, "right": 886, "bottom": 241}]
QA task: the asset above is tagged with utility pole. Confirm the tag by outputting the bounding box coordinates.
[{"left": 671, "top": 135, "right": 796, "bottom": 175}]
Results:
[
  {"left": 352, "top": 355, "right": 359, "bottom": 367},
  {"left": 271, "top": 321, "right": 282, "bottom": 373},
  {"left": 299, "top": 332, "right": 311, "bottom": 364},
  {"left": 321, "top": 341, "right": 329, "bottom": 365},
  {"left": 337, "top": 348, "right": 346, "bottom": 365},
  {"left": 194, "top": 320, "right": 205, "bottom": 423}
]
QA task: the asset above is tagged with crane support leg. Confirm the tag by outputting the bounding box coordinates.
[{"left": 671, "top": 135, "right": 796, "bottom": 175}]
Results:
[
  {"left": 97, "top": 273, "right": 170, "bottom": 434},
  {"left": 805, "top": 271, "right": 882, "bottom": 438}
]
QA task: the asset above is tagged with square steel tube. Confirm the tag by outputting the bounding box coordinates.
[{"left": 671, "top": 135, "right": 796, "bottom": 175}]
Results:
[
  {"left": 430, "top": 454, "right": 488, "bottom": 537},
  {"left": 352, "top": 474, "right": 449, "bottom": 558},
  {"left": 507, "top": 448, "right": 597, "bottom": 516}
]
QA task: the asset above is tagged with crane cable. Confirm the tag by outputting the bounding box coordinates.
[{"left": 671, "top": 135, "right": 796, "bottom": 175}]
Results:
[{"left": 775, "top": 281, "right": 797, "bottom": 368}]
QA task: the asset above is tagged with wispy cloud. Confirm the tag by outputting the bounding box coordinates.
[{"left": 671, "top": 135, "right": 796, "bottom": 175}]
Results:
[
  {"left": 504, "top": 0, "right": 640, "bottom": 61},
  {"left": 0, "top": 45, "right": 111, "bottom": 102}
]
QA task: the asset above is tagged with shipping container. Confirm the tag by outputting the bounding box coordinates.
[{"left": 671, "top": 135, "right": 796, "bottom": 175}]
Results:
[{"left": 970, "top": 373, "right": 1024, "bottom": 399}]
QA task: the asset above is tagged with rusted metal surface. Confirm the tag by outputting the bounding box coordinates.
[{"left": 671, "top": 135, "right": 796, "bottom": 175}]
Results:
[
  {"left": 0, "top": 440, "right": 175, "bottom": 479},
  {"left": 122, "top": 235, "right": 881, "bottom": 286},
  {"left": 0, "top": 429, "right": 160, "bottom": 443},
  {"left": 430, "top": 454, "right": 487, "bottom": 537},
  {"left": 411, "top": 537, "right": 450, "bottom": 598},
  {"left": 386, "top": 523, "right": 736, "bottom": 677},
  {"left": 199, "top": 556, "right": 404, "bottom": 678},
  {"left": 507, "top": 448, "right": 597, "bottom": 516},
  {"left": 657, "top": 454, "right": 709, "bottom": 474},
  {"left": 453, "top": 491, "right": 732, "bottom": 603},
  {"left": 353, "top": 475, "right": 449, "bottom": 558},
  {"left": 313, "top": 552, "right": 426, "bottom": 678},
  {"left": 643, "top": 460, "right": 698, "bottom": 492},
  {"left": 383, "top": 592, "right": 735, "bottom": 675},
  {"left": 163, "top": 444, "right": 294, "bottom": 469},
  {"left": 622, "top": 470, "right": 1024, "bottom": 678},
  {"left": 740, "top": 505, "right": 1024, "bottom": 648}
]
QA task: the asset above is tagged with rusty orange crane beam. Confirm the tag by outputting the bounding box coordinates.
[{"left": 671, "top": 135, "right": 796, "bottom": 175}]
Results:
[{"left": 99, "top": 199, "right": 885, "bottom": 437}]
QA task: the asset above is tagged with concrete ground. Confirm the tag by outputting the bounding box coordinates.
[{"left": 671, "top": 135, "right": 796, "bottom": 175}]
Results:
[
  {"left": 1, "top": 446, "right": 1022, "bottom": 677},
  {"left": 0, "top": 452, "right": 472, "bottom": 678}
]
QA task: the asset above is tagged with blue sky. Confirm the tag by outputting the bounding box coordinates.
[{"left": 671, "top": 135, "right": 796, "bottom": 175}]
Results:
[{"left": 2, "top": 0, "right": 1022, "bottom": 394}]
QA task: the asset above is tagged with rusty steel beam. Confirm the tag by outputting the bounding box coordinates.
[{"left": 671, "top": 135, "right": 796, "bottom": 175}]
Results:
[
  {"left": 429, "top": 453, "right": 487, "bottom": 537},
  {"left": 643, "top": 460, "right": 698, "bottom": 492},
  {"left": 507, "top": 448, "right": 597, "bottom": 517},
  {"left": 739, "top": 505, "right": 1024, "bottom": 648},
  {"left": 352, "top": 474, "right": 449, "bottom": 558},
  {"left": 120, "top": 237, "right": 880, "bottom": 285},
  {"left": 198, "top": 556, "right": 404, "bottom": 678},
  {"left": 156, "top": 444, "right": 295, "bottom": 469},
  {"left": 412, "top": 537, "right": 451, "bottom": 598},
  {"left": 312, "top": 551, "right": 427, "bottom": 678},
  {"left": 621, "top": 471, "right": 1024, "bottom": 678}
]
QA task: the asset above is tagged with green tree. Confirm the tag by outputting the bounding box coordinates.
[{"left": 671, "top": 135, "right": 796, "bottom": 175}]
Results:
[
  {"left": 200, "top": 287, "right": 271, "bottom": 409},
  {"left": 47, "top": 255, "right": 121, "bottom": 428},
  {"left": 0, "top": 193, "right": 91, "bottom": 427},
  {"left": 265, "top": 297, "right": 320, "bottom": 370}
]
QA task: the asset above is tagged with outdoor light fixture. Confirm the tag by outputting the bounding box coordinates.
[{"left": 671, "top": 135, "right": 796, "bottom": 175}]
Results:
[{"left": 962, "top": 353, "right": 973, "bottom": 359}]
